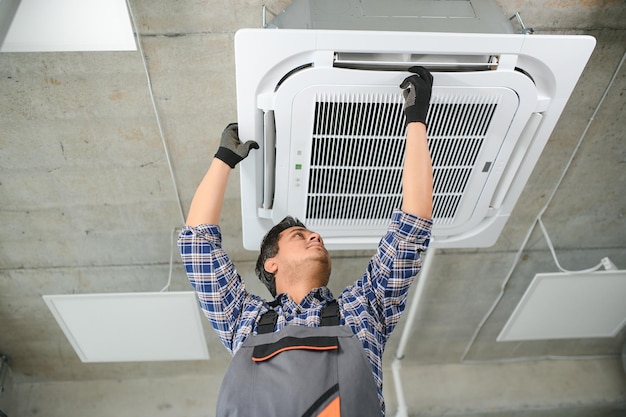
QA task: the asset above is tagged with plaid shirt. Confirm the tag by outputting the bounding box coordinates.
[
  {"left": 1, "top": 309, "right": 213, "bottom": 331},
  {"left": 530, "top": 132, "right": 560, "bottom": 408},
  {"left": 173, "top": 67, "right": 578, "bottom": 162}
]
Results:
[{"left": 178, "top": 209, "right": 432, "bottom": 413}]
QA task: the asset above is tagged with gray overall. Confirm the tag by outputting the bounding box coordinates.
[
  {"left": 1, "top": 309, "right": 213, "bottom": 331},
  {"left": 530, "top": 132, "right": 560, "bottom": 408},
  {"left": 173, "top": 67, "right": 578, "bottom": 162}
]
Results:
[{"left": 216, "top": 301, "right": 382, "bottom": 416}]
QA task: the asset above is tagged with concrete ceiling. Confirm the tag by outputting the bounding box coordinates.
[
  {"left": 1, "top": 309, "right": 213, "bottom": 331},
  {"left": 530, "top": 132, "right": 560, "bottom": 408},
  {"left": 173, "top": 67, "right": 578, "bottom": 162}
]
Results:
[{"left": 0, "top": 1, "right": 625, "bottom": 416}]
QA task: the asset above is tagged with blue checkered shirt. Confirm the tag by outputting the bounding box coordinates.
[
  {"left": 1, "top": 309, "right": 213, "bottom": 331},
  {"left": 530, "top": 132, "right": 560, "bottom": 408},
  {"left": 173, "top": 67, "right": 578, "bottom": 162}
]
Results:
[{"left": 178, "top": 209, "right": 432, "bottom": 414}]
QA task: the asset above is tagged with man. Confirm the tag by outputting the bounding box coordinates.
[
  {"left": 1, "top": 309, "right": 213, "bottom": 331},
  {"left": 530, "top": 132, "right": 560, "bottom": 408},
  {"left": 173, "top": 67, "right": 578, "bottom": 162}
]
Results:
[{"left": 179, "top": 66, "right": 434, "bottom": 416}]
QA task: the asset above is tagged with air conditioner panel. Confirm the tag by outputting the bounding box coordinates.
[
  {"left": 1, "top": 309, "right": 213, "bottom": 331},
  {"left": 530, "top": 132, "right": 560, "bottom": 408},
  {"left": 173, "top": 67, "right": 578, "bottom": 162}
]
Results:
[
  {"left": 235, "top": 29, "right": 595, "bottom": 250},
  {"left": 268, "top": 67, "right": 535, "bottom": 243}
]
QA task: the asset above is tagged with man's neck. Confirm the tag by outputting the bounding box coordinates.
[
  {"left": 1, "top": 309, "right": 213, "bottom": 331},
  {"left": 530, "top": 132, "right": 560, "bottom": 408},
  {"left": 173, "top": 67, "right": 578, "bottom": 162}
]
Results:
[
  {"left": 283, "top": 285, "right": 316, "bottom": 305},
  {"left": 277, "top": 276, "right": 328, "bottom": 305}
]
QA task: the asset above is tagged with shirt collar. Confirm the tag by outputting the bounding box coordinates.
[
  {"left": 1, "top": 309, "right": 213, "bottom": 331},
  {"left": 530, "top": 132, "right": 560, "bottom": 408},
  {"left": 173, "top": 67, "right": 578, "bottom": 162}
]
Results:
[{"left": 273, "top": 286, "right": 335, "bottom": 310}]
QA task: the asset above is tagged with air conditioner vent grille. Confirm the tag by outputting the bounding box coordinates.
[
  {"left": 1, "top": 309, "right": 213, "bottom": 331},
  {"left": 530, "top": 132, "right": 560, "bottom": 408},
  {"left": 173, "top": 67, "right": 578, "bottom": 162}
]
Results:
[
  {"left": 313, "top": 96, "right": 406, "bottom": 137},
  {"left": 306, "top": 91, "right": 502, "bottom": 228}
]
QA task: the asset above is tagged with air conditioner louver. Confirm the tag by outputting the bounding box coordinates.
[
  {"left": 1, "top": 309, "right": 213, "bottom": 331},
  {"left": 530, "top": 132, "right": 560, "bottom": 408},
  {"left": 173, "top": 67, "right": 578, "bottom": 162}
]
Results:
[
  {"left": 306, "top": 91, "right": 501, "bottom": 230},
  {"left": 307, "top": 93, "right": 405, "bottom": 226},
  {"left": 235, "top": 28, "right": 595, "bottom": 250}
]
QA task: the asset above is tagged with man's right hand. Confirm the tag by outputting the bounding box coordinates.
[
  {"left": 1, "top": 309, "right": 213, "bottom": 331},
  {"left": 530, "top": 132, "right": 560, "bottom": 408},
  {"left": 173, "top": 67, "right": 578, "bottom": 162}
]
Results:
[{"left": 214, "top": 123, "right": 259, "bottom": 168}]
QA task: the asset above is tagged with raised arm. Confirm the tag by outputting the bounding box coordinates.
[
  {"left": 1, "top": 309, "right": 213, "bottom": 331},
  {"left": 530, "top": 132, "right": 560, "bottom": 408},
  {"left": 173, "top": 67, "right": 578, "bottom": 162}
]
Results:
[
  {"left": 400, "top": 67, "right": 434, "bottom": 220},
  {"left": 185, "top": 123, "right": 258, "bottom": 226}
]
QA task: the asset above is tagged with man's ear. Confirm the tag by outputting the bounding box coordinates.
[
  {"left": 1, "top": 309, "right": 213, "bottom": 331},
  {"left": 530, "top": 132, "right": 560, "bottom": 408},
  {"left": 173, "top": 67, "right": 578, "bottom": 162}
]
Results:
[{"left": 264, "top": 258, "right": 278, "bottom": 274}]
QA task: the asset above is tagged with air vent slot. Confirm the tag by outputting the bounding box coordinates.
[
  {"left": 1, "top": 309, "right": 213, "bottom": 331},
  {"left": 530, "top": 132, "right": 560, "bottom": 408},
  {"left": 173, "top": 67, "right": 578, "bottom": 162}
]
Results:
[
  {"left": 306, "top": 91, "right": 500, "bottom": 228},
  {"left": 334, "top": 53, "right": 497, "bottom": 71}
]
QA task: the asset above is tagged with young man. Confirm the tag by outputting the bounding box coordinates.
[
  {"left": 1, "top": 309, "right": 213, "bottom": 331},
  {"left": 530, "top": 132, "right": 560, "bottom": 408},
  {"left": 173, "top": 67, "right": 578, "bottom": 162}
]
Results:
[{"left": 179, "top": 66, "right": 434, "bottom": 416}]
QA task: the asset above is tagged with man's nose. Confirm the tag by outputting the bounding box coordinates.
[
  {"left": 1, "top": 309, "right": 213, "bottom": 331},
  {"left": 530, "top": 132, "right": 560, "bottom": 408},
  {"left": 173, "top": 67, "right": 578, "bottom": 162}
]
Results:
[{"left": 308, "top": 232, "right": 322, "bottom": 243}]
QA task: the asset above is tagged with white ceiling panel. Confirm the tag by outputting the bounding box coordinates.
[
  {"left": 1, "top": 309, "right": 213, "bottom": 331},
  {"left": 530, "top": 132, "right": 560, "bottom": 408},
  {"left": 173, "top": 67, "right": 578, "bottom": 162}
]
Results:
[
  {"left": 498, "top": 270, "right": 626, "bottom": 341},
  {"left": 43, "top": 292, "right": 209, "bottom": 362},
  {"left": 1, "top": 0, "right": 136, "bottom": 52}
]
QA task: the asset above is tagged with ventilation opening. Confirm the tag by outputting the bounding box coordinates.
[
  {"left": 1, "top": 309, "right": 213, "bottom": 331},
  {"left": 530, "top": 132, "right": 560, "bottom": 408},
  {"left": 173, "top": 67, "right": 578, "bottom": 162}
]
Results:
[
  {"left": 305, "top": 92, "right": 499, "bottom": 227},
  {"left": 333, "top": 52, "right": 498, "bottom": 71}
]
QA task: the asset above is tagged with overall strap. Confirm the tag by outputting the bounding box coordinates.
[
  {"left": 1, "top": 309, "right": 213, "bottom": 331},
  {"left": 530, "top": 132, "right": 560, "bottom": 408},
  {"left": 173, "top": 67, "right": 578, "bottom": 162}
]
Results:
[
  {"left": 320, "top": 300, "right": 340, "bottom": 327},
  {"left": 257, "top": 310, "right": 278, "bottom": 334}
]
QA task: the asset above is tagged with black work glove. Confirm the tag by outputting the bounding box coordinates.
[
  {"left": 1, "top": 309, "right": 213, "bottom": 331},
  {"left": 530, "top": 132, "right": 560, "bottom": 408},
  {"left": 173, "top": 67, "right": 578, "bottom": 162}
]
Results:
[
  {"left": 214, "top": 123, "right": 259, "bottom": 168},
  {"left": 399, "top": 66, "right": 433, "bottom": 126}
]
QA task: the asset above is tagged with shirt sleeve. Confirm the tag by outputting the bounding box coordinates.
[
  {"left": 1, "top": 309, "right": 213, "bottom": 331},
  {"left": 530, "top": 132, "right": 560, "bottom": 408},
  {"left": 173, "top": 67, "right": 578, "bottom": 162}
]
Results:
[
  {"left": 178, "top": 224, "right": 260, "bottom": 353},
  {"left": 340, "top": 209, "right": 432, "bottom": 339}
]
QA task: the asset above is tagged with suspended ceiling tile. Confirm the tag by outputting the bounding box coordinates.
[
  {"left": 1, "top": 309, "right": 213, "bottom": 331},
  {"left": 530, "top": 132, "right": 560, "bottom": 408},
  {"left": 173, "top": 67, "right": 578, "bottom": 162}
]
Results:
[
  {"left": 498, "top": 270, "right": 626, "bottom": 341},
  {"left": 1, "top": 0, "right": 136, "bottom": 52},
  {"left": 43, "top": 291, "right": 209, "bottom": 362}
]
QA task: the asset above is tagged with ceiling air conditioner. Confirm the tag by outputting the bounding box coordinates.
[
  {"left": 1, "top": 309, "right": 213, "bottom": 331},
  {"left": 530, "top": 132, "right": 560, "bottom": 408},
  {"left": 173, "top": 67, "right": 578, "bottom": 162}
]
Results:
[{"left": 235, "top": 0, "right": 595, "bottom": 251}]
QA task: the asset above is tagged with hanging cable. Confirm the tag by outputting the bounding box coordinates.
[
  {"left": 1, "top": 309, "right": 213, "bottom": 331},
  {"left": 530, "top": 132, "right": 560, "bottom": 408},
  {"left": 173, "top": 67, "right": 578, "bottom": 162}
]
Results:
[
  {"left": 537, "top": 50, "right": 626, "bottom": 220},
  {"left": 125, "top": 0, "right": 188, "bottom": 292},
  {"left": 461, "top": 50, "right": 626, "bottom": 363},
  {"left": 125, "top": 0, "right": 187, "bottom": 226},
  {"left": 537, "top": 218, "right": 604, "bottom": 274},
  {"left": 530, "top": 50, "right": 626, "bottom": 274},
  {"left": 160, "top": 227, "right": 179, "bottom": 292}
]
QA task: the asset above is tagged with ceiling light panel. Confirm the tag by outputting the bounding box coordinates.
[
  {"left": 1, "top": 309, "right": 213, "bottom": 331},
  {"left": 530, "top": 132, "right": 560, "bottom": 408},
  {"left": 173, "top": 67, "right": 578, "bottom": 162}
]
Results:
[
  {"left": 1, "top": 0, "right": 136, "bottom": 52},
  {"left": 43, "top": 292, "right": 209, "bottom": 362},
  {"left": 498, "top": 270, "right": 626, "bottom": 341}
]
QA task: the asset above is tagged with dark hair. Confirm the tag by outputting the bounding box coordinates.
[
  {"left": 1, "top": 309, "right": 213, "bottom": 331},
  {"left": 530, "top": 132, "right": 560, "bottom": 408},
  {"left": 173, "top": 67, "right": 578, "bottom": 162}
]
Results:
[{"left": 255, "top": 216, "right": 306, "bottom": 297}]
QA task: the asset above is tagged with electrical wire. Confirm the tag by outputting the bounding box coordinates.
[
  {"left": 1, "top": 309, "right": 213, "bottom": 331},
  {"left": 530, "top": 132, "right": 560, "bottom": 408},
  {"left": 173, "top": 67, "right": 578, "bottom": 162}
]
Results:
[
  {"left": 461, "top": 50, "right": 626, "bottom": 363},
  {"left": 125, "top": 0, "right": 189, "bottom": 291},
  {"left": 160, "top": 227, "right": 179, "bottom": 292},
  {"left": 125, "top": 0, "right": 187, "bottom": 226},
  {"left": 537, "top": 217, "right": 604, "bottom": 274}
]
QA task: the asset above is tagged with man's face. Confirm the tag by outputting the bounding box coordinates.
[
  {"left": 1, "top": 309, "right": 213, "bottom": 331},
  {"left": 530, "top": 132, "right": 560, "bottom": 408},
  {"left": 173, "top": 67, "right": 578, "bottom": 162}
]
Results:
[{"left": 272, "top": 226, "right": 332, "bottom": 285}]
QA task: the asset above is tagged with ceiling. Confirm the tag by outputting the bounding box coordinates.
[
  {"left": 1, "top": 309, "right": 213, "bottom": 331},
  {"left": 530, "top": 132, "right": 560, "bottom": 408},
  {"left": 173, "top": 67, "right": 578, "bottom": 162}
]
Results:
[{"left": 0, "top": 0, "right": 625, "bottom": 415}]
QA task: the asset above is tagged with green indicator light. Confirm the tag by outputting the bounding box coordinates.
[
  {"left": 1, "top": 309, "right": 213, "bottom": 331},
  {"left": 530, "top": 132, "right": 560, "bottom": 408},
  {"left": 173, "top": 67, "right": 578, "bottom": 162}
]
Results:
[{"left": 295, "top": 164, "right": 302, "bottom": 170}]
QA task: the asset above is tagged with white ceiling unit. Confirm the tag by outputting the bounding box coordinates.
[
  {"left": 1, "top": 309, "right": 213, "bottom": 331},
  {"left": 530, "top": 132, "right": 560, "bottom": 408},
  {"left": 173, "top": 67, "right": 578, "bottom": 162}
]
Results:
[{"left": 235, "top": 0, "right": 595, "bottom": 250}]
